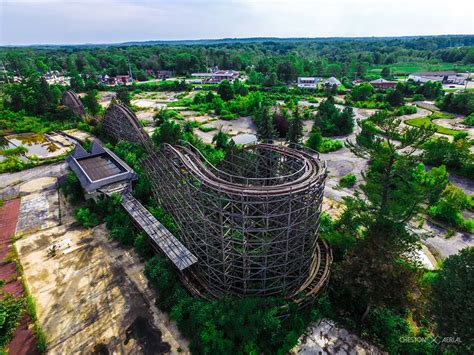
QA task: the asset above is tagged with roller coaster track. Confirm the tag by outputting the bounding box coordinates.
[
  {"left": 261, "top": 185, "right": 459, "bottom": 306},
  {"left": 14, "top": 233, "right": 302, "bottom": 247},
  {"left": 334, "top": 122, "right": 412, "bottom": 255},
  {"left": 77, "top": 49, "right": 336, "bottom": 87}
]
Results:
[{"left": 162, "top": 142, "right": 326, "bottom": 196}]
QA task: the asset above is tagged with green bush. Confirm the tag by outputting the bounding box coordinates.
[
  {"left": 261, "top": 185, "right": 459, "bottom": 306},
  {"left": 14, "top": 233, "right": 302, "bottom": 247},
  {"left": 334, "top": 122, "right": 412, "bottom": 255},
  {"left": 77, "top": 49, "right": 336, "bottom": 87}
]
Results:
[
  {"left": 428, "top": 184, "right": 472, "bottom": 232},
  {"left": 464, "top": 113, "right": 474, "bottom": 126},
  {"left": 74, "top": 207, "right": 100, "bottom": 228},
  {"left": 0, "top": 295, "right": 25, "bottom": 348},
  {"left": 319, "top": 139, "right": 343, "bottom": 153},
  {"left": 394, "top": 105, "right": 417, "bottom": 116},
  {"left": 339, "top": 173, "right": 357, "bottom": 188},
  {"left": 364, "top": 308, "right": 436, "bottom": 354},
  {"left": 59, "top": 171, "right": 84, "bottom": 203}
]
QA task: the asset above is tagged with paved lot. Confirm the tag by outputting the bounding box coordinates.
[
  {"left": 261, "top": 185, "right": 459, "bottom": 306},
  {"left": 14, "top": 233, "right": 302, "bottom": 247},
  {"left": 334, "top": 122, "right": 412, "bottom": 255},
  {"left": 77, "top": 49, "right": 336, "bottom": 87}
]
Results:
[{"left": 13, "top": 177, "right": 189, "bottom": 354}]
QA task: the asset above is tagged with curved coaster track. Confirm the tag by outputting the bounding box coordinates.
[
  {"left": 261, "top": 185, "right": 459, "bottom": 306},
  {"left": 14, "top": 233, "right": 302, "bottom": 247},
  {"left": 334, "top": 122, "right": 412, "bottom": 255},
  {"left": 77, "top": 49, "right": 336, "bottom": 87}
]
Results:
[{"left": 103, "top": 103, "right": 332, "bottom": 305}]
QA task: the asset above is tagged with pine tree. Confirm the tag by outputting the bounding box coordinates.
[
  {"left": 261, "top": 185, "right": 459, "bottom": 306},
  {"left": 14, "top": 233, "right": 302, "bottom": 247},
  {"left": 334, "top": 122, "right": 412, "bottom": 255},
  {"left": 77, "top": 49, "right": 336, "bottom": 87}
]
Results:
[
  {"left": 257, "top": 106, "right": 276, "bottom": 142},
  {"left": 287, "top": 107, "right": 304, "bottom": 144}
]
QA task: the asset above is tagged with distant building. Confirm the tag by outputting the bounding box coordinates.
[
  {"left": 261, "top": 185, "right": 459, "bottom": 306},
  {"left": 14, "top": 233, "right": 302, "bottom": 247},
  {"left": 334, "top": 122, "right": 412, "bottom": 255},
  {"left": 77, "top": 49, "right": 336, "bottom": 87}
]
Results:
[
  {"left": 408, "top": 71, "right": 467, "bottom": 85},
  {"left": 369, "top": 78, "right": 398, "bottom": 89},
  {"left": 115, "top": 75, "right": 133, "bottom": 85},
  {"left": 191, "top": 69, "right": 239, "bottom": 83},
  {"left": 42, "top": 70, "right": 70, "bottom": 85},
  {"left": 156, "top": 70, "right": 173, "bottom": 79},
  {"left": 297, "top": 77, "right": 321, "bottom": 89},
  {"left": 323, "top": 77, "right": 342, "bottom": 87}
]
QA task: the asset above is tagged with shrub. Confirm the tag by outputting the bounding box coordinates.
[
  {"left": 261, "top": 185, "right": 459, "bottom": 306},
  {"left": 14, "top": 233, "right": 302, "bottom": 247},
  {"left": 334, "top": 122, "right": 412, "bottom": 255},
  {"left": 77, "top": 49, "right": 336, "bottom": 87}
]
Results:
[
  {"left": 464, "top": 113, "right": 474, "bottom": 126},
  {"left": 394, "top": 105, "right": 417, "bottom": 116},
  {"left": 428, "top": 184, "right": 471, "bottom": 231},
  {"left": 59, "top": 171, "right": 84, "bottom": 203},
  {"left": 339, "top": 173, "right": 357, "bottom": 188},
  {"left": 0, "top": 295, "right": 25, "bottom": 348},
  {"left": 75, "top": 207, "right": 100, "bottom": 228},
  {"left": 319, "top": 139, "right": 343, "bottom": 153}
]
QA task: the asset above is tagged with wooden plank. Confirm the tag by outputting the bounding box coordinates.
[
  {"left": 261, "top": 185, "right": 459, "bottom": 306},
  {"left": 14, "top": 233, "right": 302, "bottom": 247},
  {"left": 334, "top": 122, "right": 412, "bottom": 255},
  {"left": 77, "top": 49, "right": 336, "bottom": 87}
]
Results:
[{"left": 120, "top": 193, "right": 197, "bottom": 270}]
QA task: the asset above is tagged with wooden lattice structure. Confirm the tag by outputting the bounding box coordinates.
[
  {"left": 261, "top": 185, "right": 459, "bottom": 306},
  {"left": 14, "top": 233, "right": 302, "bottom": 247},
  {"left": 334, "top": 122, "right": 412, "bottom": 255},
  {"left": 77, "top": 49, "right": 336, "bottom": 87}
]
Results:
[
  {"left": 62, "top": 90, "right": 85, "bottom": 117},
  {"left": 103, "top": 104, "right": 151, "bottom": 146},
  {"left": 100, "top": 103, "right": 332, "bottom": 300},
  {"left": 142, "top": 143, "right": 329, "bottom": 297}
]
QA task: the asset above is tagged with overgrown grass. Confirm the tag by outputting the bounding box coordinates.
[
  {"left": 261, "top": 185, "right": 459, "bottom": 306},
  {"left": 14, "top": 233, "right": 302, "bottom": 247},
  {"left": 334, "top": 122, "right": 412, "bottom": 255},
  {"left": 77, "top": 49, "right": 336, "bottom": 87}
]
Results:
[{"left": 405, "top": 115, "right": 460, "bottom": 136}]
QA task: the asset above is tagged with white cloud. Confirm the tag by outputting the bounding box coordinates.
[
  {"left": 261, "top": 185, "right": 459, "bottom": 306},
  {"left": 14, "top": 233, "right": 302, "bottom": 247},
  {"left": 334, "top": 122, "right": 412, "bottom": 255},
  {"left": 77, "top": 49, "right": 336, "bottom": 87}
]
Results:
[{"left": 1, "top": 0, "right": 473, "bottom": 45}]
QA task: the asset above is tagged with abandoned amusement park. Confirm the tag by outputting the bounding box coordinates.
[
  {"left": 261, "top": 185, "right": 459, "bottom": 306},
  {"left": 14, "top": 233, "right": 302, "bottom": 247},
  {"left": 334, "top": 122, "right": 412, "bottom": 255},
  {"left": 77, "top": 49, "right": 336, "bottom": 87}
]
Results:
[{"left": 0, "top": 1, "right": 473, "bottom": 354}]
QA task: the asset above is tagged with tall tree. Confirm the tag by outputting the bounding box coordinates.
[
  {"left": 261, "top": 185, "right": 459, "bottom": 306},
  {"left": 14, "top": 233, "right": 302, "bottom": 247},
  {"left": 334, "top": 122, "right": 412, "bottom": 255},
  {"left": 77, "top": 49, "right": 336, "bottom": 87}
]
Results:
[
  {"left": 217, "top": 80, "right": 235, "bottom": 101},
  {"left": 287, "top": 107, "right": 304, "bottom": 144},
  {"left": 256, "top": 106, "right": 276, "bottom": 142},
  {"left": 82, "top": 90, "right": 100, "bottom": 116},
  {"left": 430, "top": 247, "right": 474, "bottom": 354},
  {"left": 334, "top": 112, "right": 448, "bottom": 318}
]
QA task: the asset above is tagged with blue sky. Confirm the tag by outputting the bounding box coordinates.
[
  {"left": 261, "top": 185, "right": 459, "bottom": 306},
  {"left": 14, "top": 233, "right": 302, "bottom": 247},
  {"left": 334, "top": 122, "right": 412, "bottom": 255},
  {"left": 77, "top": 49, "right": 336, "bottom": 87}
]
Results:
[{"left": 1, "top": 0, "right": 473, "bottom": 45}]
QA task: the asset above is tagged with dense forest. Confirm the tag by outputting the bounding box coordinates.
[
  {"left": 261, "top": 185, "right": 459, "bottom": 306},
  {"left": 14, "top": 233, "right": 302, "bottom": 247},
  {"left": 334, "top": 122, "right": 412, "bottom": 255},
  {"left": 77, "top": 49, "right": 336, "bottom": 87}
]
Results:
[{"left": 1, "top": 35, "right": 474, "bottom": 83}]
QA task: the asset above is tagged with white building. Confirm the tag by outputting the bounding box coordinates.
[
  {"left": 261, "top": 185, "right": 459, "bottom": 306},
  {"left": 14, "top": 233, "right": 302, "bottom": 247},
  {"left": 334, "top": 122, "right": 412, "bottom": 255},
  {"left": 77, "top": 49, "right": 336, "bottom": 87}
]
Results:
[
  {"left": 323, "top": 77, "right": 342, "bottom": 87},
  {"left": 408, "top": 71, "right": 467, "bottom": 85},
  {"left": 191, "top": 70, "right": 240, "bottom": 83},
  {"left": 297, "top": 77, "right": 321, "bottom": 89}
]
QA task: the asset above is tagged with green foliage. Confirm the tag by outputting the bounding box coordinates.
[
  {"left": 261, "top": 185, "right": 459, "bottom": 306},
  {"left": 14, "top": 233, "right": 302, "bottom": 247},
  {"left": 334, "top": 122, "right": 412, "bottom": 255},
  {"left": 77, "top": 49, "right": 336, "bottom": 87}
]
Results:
[
  {"left": 306, "top": 127, "right": 323, "bottom": 151},
  {"left": 428, "top": 184, "right": 473, "bottom": 231},
  {"left": 3, "top": 75, "right": 61, "bottom": 115},
  {"left": 74, "top": 207, "right": 100, "bottom": 228},
  {"left": 351, "top": 83, "right": 374, "bottom": 101},
  {"left": 144, "top": 255, "right": 329, "bottom": 354},
  {"left": 0, "top": 295, "right": 25, "bottom": 348},
  {"left": 152, "top": 120, "right": 183, "bottom": 146},
  {"left": 133, "top": 233, "right": 152, "bottom": 259},
  {"left": 0, "top": 146, "right": 27, "bottom": 157},
  {"left": 422, "top": 137, "right": 474, "bottom": 178},
  {"left": 386, "top": 89, "right": 404, "bottom": 107},
  {"left": 59, "top": 171, "right": 84, "bottom": 203},
  {"left": 405, "top": 113, "right": 461, "bottom": 136},
  {"left": 314, "top": 97, "right": 354, "bottom": 136},
  {"left": 115, "top": 86, "right": 131, "bottom": 106},
  {"left": 363, "top": 307, "right": 435, "bottom": 354},
  {"left": 437, "top": 92, "right": 474, "bottom": 115},
  {"left": 217, "top": 80, "right": 235, "bottom": 101},
  {"left": 212, "top": 129, "right": 231, "bottom": 150},
  {"left": 394, "top": 105, "right": 417, "bottom": 116},
  {"left": 339, "top": 173, "right": 357, "bottom": 188},
  {"left": 463, "top": 113, "right": 474, "bottom": 126},
  {"left": 153, "top": 109, "right": 183, "bottom": 126},
  {"left": 286, "top": 107, "right": 304, "bottom": 144},
  {"left": 319, "top": 138, "right": 343, "bottom": 152},
  {"left": 256, "top": 106, "right": 276, "bottom": 141},
  {"left": 431, "top": 247, "right": 474, "bottom": 353},
  {"left": 82, "top": 90, "right": 101, "bottom": 116}
]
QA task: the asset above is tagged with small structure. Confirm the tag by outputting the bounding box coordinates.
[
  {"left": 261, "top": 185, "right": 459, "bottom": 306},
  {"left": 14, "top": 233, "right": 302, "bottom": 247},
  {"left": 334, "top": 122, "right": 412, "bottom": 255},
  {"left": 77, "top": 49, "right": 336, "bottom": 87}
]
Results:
[
  {"left": 156, "top": 70, "right": 173, "bottom": 79},
  {"left": 408, "top": 71, "right": 467, "bottom": 85},
  {"left": 62, "top": 90, "right": 86, "bottom": 117},
  {"left": 66, "top": 140, "right": 137, "bottom": 196},
  {"left": 323, "top": 77, "right": 341, "bottom": 87},
  {"left": 370, "top": 78, "right": 398, "bottom": 89},
  {"left": 66, "top": 140, "right": 197, "bottom": 270},
  {"left": 191, "top": 70, "right": 239, "bottom": 83},
  {"left": 297, "top": 77, "right": 321, "bottom": 89}
]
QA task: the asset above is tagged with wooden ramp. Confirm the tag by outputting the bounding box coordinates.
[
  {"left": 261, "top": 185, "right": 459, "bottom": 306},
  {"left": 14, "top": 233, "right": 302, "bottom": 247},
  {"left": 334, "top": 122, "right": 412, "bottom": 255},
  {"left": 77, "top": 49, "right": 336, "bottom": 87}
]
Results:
[{"left": 120, "top": 192, "right": 198, "bottom": 270}]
